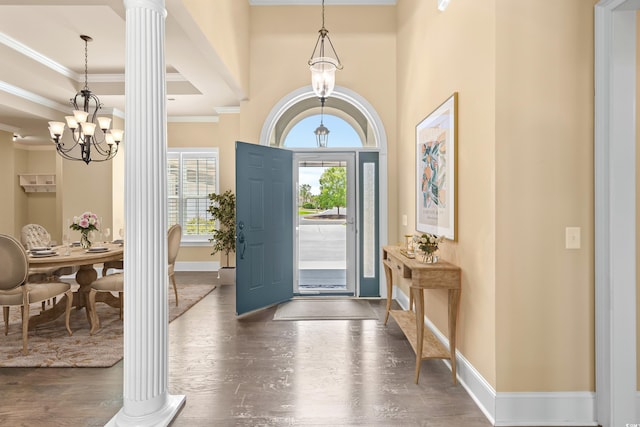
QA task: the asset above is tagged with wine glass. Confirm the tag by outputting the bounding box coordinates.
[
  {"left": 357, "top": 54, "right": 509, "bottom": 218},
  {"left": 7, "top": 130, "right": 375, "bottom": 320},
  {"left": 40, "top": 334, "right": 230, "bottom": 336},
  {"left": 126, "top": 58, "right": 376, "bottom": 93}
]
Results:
[
  {"left": 62, "top": 233, "right": 70, "bottom": 256},
  {"left": 119, "top": 227, "right": 125, "bottom": 241},
  {"left": 103, "top": 227, "right": 111, "bottom": 243}
]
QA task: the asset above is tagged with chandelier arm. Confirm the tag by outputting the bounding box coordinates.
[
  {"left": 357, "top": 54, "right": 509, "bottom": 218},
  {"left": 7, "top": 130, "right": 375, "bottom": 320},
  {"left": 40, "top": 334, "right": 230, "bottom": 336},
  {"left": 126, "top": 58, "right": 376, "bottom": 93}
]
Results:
[
  {"left": 90, "top": 141, "right": 118, "bottom": 157},
  {"left": 52, "top": 138, "right": 82, "bottom": 154},
  {"left": 53, "top": 141, "right": 84, "bottom": 161}
]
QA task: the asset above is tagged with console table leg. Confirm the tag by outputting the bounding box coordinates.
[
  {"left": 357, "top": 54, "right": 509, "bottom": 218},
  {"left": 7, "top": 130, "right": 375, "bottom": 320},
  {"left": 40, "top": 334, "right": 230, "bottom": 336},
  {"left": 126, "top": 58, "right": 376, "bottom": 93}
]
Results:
[
  {"left": 449, "top": 288, "right": 461, "bottom": 385},
  {"left": 413, "top": 286, "right": 425, "bottom": 384},
  {"left": 383, "top": 263, "right": 393, "bottom": 325}
]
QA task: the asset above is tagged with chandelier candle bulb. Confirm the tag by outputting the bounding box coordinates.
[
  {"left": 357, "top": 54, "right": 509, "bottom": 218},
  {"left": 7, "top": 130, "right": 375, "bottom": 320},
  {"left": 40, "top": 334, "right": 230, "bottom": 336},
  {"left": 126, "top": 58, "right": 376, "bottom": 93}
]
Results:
[
  {"left": 110, "top": 129, "right": 124, "bottom": 142},
  {"left": 82, "top": 122, "right": 96, "bottom": 136},
  {"left": 97, "top": 117, "right": 111, "bottom": 130},
  {"left": 65, "top": 116, "right": 78, "bottom": 129},
  {"left": 48, "top": 121, "right": 65, "bottom": 137},
  {"left": 73, "top": 110, "right": 89, "bottom": 123}
]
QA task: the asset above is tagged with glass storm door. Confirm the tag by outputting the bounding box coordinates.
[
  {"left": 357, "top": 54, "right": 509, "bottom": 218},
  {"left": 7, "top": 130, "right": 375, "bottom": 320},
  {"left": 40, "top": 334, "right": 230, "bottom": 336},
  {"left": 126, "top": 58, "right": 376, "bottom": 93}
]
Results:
[{"left": 294, "top": 153, "right": 356, "bottom": 295}]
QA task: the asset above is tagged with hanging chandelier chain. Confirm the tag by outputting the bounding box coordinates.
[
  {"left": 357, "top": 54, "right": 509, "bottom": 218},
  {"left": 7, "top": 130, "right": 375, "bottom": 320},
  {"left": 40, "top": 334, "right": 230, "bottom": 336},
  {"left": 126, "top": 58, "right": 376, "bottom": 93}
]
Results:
[
  {"left": 84, "top": 39, "right": 88, "bottom": 89},
  {"left": 79, "top": 34, "right": 94, "bottom": 90},
  {"left": 321, "top": 0, "right": 325, "bottom": 30}
]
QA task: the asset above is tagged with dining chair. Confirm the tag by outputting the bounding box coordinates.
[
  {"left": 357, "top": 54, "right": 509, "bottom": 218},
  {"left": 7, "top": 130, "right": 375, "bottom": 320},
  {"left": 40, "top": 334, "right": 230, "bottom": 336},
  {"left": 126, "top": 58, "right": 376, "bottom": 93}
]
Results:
[
  {"left": 168, "top": 224, "right": 182, "bottom": 306},
  {"left": 0, "top": 234, "right": 73, "bottom": 355},
  {"left": 87, "top": 272, "right": 123, "bottom": 335},
  {"left": 88, "top": 224, "right": 181, "bottom": 333},
  {"left": 21, "top": 223, "right": 75, "bottom": 282}
]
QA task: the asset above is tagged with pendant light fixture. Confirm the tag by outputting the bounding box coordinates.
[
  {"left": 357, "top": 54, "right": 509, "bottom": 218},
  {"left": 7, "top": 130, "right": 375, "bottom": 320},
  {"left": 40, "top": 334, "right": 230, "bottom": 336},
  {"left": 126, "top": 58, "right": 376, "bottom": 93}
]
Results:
[
  {"left": 308, "top": 0, "right": 343, "bottom": 100},
  {"left": 308, "top": 0, "right": 342, "bottom": 147},
  {"left": 48, "top": 35, "right": 123, "bottom": 164},
  {"left": 314, "top": 98, "right": 330, "bottom": 148}
]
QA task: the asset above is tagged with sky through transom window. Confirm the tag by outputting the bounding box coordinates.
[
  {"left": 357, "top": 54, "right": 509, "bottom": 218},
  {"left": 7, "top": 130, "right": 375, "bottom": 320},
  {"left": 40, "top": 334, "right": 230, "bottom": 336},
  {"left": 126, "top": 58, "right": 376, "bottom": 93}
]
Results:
[{"left": 283, "top": 114, "right": 362, "bottom": 148}]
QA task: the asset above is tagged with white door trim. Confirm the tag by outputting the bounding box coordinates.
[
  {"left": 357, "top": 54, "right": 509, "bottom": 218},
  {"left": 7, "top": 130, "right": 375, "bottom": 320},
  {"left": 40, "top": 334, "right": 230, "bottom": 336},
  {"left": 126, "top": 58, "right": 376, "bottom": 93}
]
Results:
[{"left": 595, "top": 1, "right": 637, "bottom": 425}]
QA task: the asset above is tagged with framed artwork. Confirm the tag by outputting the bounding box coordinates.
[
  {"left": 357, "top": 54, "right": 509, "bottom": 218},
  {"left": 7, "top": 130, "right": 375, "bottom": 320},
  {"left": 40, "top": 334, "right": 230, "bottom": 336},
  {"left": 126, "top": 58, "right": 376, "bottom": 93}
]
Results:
[{"left": 416, "top": 92, "right": 457, "bottom": 240}]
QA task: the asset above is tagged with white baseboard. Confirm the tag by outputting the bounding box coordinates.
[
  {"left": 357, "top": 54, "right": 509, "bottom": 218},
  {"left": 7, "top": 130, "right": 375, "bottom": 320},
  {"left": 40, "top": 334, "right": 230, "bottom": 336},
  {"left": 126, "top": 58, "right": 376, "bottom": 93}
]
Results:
[
  {"left": 494, "top": 392, "right": 597, "bottom": 426},
  {"left": 393, "top": 288, "right": 598, "bottom": 426},
  {"left": 174, "top": 261, "right": 219, "bottom": 272}
]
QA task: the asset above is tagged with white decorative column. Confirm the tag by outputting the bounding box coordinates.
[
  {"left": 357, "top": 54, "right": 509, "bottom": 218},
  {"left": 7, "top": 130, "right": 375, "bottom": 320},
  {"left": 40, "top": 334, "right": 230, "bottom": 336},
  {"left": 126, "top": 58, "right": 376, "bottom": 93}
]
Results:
[{"left": 107, "top": 0, "right": 185, "bottom": 425}]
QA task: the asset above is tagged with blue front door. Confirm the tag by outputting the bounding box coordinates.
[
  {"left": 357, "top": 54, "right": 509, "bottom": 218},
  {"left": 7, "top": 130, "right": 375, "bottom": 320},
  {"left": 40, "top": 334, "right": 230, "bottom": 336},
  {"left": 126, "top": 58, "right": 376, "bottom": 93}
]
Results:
[{"left": 235, "top": 142, "right": 293, "bottom": 315}]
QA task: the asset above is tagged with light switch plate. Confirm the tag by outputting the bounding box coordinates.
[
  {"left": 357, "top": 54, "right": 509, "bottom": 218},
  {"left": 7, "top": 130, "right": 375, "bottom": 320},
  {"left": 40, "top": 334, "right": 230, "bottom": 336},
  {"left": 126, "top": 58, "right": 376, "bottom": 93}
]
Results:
[
  {"left": 402, "top": 214, "right": 408, "bottom": 227},
  {"left": 565, "top": 227, "right": 581, "bottom": 249}
]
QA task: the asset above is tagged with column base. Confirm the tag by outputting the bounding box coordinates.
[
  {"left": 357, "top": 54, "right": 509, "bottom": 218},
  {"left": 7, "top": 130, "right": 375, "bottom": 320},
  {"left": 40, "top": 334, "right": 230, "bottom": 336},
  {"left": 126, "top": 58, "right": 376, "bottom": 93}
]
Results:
[{"left": 106, "top": 394, "right": 186, "bottom": 427}]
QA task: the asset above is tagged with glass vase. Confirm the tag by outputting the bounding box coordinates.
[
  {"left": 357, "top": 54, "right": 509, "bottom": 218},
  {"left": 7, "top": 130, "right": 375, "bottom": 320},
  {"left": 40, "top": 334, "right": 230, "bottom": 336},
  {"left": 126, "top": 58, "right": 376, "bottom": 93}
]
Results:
[
  {"left": 420, "top": 248, "right": 438, "bottom": 263},
  {"left": 80, "top": 230, "right": 91, "bottom": 249}
]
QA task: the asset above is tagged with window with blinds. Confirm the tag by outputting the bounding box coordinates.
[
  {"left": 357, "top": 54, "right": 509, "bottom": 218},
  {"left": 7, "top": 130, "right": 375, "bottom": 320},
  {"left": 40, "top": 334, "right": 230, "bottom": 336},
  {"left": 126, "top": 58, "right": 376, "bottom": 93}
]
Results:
[{"left": 167, "top": 149, "right": 218, "bottom": 243}]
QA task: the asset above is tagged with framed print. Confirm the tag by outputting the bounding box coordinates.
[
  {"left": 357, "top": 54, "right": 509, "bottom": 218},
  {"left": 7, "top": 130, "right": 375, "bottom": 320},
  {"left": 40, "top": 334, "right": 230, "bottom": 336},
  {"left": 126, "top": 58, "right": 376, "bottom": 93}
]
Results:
[{"left": 416, "top": 92, "right": 457, "bottom": 240}]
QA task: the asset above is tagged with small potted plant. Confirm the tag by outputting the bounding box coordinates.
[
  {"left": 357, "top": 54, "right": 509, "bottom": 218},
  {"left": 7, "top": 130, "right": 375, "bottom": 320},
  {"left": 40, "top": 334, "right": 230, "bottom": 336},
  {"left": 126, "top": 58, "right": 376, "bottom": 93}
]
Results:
[
  {"left": 208, "top": 190, "right": 236, "bottom": 285},
  {"left": 414, "top": 232, "right": 444, "bottom": 263}
]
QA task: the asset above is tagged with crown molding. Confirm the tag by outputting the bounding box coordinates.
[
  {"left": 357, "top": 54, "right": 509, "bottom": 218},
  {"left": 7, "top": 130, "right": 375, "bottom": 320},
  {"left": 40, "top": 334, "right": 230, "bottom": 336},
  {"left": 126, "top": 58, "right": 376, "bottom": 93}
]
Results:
[
  {"left": 215, "top": 106, "right": 241, "bottom": 114},
  {"left": 0, "top": 32, "right": 78, "bottom": 80},
  {"left": 168, "top": 116, "right": 219, "bottom": 123},
  {"left": 0, "top": 80, "right": 68, "bottom": 113}
]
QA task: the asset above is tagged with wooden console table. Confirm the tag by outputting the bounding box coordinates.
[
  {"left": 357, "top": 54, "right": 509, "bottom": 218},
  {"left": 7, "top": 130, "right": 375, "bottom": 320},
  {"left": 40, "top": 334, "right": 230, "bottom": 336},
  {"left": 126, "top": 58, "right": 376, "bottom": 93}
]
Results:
[{"left": 382, "top": 245, "right": 461, "bottom": 384}]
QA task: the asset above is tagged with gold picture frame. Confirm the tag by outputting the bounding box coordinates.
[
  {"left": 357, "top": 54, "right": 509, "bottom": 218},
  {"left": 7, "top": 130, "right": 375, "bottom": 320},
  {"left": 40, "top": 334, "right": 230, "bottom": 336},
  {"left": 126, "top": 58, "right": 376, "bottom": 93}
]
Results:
[{"left": 416, "top": 92, "right": 458, "bottom": 240}]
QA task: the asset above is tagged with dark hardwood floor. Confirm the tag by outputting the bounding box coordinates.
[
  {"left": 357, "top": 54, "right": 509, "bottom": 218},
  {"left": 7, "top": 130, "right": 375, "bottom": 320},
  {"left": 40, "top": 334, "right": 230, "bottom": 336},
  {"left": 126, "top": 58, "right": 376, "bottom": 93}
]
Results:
[{"left": 0, "top": 271, "right": 491, "bottom": 426}]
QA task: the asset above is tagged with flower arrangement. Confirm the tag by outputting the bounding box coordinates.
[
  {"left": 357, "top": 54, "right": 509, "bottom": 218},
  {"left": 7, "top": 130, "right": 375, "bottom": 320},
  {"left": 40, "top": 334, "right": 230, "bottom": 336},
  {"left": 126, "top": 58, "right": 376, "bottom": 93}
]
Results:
[
  {"left": 414, "top": 232, "right": 444, "bottom": 255},
  {"left": 70, "top": 212, "right": 100, "bottom": 232},
  {"left": 70, "top": 212, "right": 100, "bottom": 249}
]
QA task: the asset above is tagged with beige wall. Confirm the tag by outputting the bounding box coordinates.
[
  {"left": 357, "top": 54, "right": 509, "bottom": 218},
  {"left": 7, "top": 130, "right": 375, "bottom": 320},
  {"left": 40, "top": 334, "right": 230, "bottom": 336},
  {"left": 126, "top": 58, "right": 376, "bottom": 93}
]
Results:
[
  {"left": 59, "top": 151, "right": 113, "bottom": 246},
  {"left": 495, "top": 0, "right": 595, "bottom": 392},
  {"left": 397, "top": 0, "right": 497, "bottom": 387},
  {"left": 22, "top": 149, "right": 58, "bottom": 241},
  {"left": 397, "top": 0, "right": 595, "bottom": 392},
  {"left": 183, "top": 0, "right": 250, "bottom": 96},
  {"left": 0, "top": 131, "right": 28, "bottom": 237}
]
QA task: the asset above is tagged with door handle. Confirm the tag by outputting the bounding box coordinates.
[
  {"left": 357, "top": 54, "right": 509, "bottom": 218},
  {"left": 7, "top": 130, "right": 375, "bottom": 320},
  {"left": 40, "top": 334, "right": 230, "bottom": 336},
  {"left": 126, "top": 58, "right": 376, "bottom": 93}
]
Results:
[{"left": 237, "top": 221, "right": 246, "bottom": 260}]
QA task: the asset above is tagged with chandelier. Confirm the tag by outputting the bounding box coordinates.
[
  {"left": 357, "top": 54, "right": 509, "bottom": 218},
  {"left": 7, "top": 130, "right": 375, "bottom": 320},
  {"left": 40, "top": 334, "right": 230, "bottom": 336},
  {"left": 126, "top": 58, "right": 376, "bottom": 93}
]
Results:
[
  {"left": 314, "top": 98, "right": 330, "bottom": 148},
  {"left": 48, "top": 35, "right": 123, "bottom": 164},
  {"left": 308, "top": 0, "right": 343, "bottom": 100}
]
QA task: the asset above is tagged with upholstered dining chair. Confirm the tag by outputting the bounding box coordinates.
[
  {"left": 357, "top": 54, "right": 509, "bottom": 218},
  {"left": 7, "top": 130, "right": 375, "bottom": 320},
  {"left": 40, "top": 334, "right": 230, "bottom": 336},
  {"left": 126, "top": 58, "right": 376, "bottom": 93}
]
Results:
[
  {"left": 0, "top": 234, "right": 73, "bottom": 355},
  {"left": 87, "top": 272, "right": 123, "bottom": 335},
  {"left": 20, "top": 223, "right": 75, "bottom": 282},
  {"left": 88, "top": 225, "right": 182, "bottom": 333},
  {"left": 168, "top": 224, "right": 182, "bottom": 306}
]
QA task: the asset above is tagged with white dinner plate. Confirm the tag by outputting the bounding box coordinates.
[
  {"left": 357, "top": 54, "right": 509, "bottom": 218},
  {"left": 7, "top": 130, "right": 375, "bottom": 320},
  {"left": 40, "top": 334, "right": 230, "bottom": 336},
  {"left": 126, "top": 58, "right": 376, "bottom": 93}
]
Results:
[
  {"left": 30, "top": 252, "right": 57, "bottom": 258},
  {"left": 30, "top": 249, "right": 55, "bottom": 255},
  {"left": 86, "top": 247, "right": 109, "bottom": 253},
  {"left": 30, "top": 247, "right": 50, "bottom": 252}
]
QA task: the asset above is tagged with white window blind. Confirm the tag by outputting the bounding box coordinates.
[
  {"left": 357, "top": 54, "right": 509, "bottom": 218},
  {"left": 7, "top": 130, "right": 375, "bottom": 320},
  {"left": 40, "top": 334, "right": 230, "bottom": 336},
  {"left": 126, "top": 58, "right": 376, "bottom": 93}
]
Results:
[{"left": 167, "top": 149, "right": 218, "bottom": 243}]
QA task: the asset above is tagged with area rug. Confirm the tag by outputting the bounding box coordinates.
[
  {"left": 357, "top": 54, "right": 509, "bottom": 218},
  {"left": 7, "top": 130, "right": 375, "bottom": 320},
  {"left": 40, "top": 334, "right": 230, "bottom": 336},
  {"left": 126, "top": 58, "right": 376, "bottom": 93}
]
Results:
[
  {"left": 273, "top": 298, "right": 379, "bottom": 321},
  {"left": 0, "top": 283, "right": 216, "bottom": 368}
]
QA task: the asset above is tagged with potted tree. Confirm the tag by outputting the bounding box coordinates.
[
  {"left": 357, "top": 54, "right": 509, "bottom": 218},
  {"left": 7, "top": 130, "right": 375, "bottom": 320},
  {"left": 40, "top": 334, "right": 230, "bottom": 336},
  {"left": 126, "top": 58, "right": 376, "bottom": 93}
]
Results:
[{"left": 208, "top": 190, "right": 236, "bottom": 285}]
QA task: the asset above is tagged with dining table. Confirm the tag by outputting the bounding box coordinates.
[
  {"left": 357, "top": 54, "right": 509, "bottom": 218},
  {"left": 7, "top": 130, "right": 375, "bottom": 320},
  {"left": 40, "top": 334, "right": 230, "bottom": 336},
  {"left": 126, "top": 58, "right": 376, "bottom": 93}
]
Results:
[{"left": 27, "top": 242, "right": 124, "bottom": 330}]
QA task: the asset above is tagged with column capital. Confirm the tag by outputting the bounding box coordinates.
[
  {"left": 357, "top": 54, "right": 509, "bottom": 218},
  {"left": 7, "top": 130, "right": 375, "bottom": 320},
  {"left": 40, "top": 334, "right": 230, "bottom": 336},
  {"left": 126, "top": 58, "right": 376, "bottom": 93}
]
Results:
[{"left": 124, "top": 0, "right": 166, "bottom": 16}]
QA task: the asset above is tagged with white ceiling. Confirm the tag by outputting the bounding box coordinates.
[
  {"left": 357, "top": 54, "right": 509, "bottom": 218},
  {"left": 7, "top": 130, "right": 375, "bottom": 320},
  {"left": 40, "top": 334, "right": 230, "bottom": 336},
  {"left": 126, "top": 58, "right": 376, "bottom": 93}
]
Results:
[{"left": 0, "top": 0, "right": 395, "bottom": 147}]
